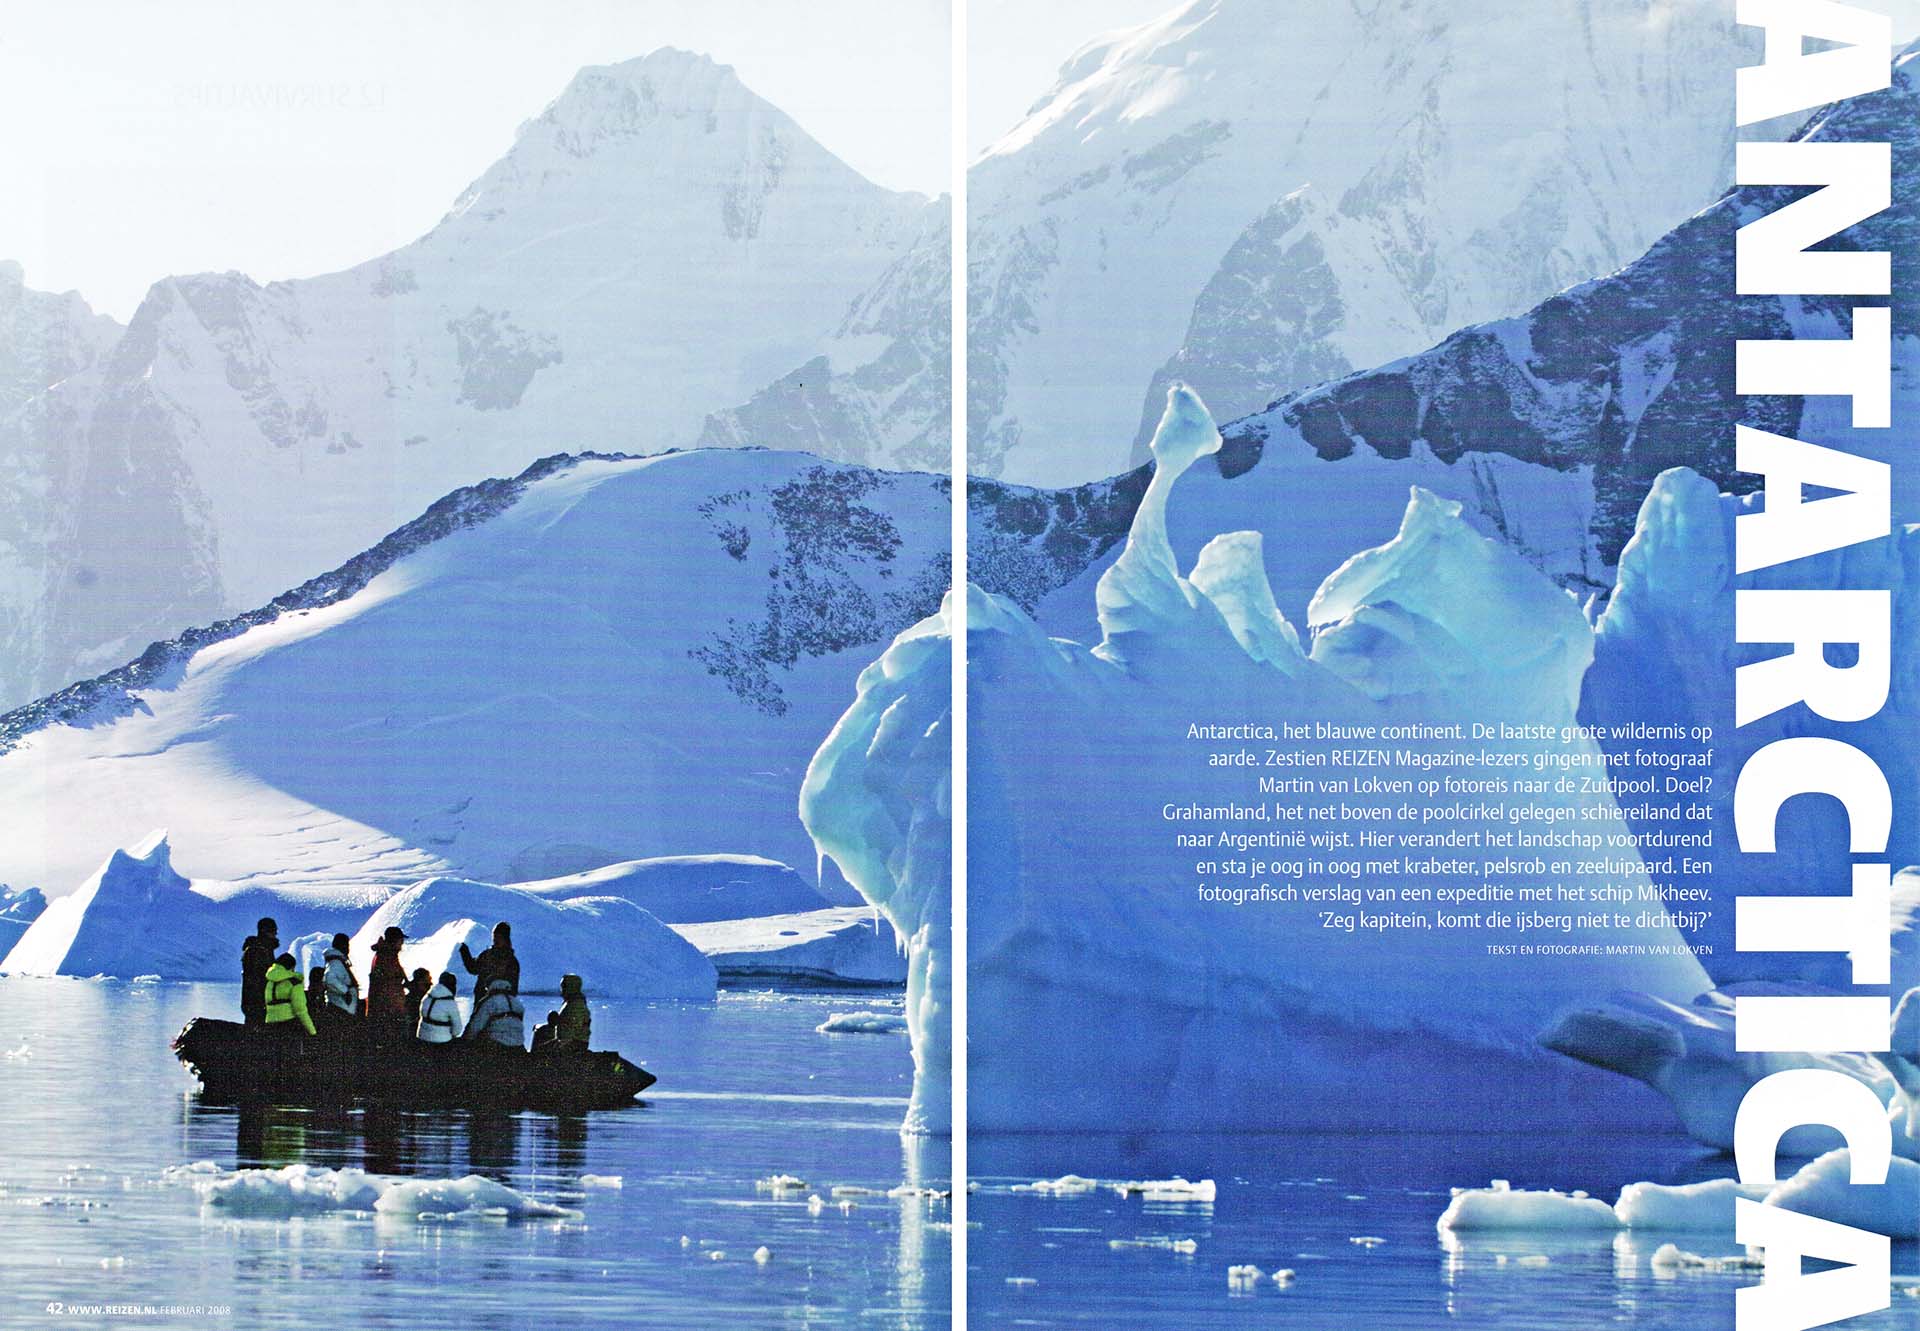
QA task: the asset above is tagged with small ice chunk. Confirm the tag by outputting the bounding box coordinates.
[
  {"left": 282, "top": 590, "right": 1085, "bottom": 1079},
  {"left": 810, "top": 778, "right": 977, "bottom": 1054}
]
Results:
[
  {"left": 1516, "top": 1255, "right": 1552, "bottom": 1268},
  {"left": 815, "top": 1011, "right": 909, "bottom": 1035},
  {"left": 707, "top": 1250, "right": 726, "bottom": 1261},
  {"left": 1650, "top": 1243, "right": 1764, "bottom": 1274},
  {"left": 831, "top": 1185, "right": 881, "bottom": 1198},
  {"left": 807, "top": 1194, "right": 825, "bottom": 1215},
  {"left": 1005, "top": 1276, "right": 1037, "bottom": 1287},
  {"left": 1112, "top": 1177, "right": 1216, "bottom": 1202},
  {"left": 680, "top": 1235, "right": 691, "bottom": 1248},
  {"left": 1109, "top": 1237, "right": 1198, "bottom": 1254},
  {"left": 1350, "top": 1236, "right": 1387, "bottom": 1248},
  {"left": 1012, "top": 1175, "right": 1099, "bottom": 1196},
  {"left": 579, "top": 1174, "right": 622, "bottom": 1190},
  {"left": 753, "top": 1246, "right": 771, "bottom": 1265},
  {"left": 1228, "top": 1264, "right": 1263, "bottom": 1288},
  {"left": 839, "top": 1200, "right": 857, "bottom": 1214},
  {"left": 755, "top": 1174, "right": 807, "bottom": 1193},
  {"left": 1272, "top": 1269, "right": 1295, "bottom": 1286}
]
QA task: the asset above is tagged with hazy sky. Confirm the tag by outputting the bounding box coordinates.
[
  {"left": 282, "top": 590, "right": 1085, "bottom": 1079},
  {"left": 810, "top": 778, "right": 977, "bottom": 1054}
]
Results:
[
  {"left": 10, "top": 0, "right": 1919, "bottom": 321},
  {"left": 0, "top": 0, "right": 953, "bottom": 321}
]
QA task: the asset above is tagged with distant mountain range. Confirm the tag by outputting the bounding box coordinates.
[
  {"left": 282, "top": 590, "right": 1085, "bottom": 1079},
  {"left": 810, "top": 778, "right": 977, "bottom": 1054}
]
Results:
[
  {"left": 964, "top": 0, "right": 1766, "bottom": 485},
  {"left": 0, "top": 50, "right": 948, "bottom": 711}
]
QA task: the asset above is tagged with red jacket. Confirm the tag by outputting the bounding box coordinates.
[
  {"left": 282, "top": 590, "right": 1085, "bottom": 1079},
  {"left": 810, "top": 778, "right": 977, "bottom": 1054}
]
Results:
[{"left": 367, "top": 939, "right": 409, "bottom": 1019}]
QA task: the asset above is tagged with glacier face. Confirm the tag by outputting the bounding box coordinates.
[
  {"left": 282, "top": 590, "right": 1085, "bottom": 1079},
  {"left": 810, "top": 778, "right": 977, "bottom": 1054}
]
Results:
[
  {"left": 0, "top": 50, "right": 937, "bottom": 711},
  {"left": 0, "top": 447, "right": 957, "bottom": 907},
  {"left": 967, "top": 0, "right": 1764, "bottom": 485}
]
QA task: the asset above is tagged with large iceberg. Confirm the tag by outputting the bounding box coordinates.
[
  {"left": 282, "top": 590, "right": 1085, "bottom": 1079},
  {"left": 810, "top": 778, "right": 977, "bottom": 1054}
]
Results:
[
  {"left": 1580, "top": 468, "right": 1920, "bottom": 987},
  {"left": 348, "top": 877, "right": 716, "bottom": 1000},
  {"left": 2, "top": 832, "right": 384, "bottom": 979},
  {"left": 801, "top": 599, "right": 952, "bottom": 1134},
  {"left": 817, "top": 385, "right": 1708, "bottom": 1133}
]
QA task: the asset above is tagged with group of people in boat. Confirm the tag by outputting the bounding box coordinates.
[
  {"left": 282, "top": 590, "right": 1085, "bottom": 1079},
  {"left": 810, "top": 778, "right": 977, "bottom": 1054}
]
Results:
[{"left": 239, "top": 917, "right": 592, "bottom": 1054}]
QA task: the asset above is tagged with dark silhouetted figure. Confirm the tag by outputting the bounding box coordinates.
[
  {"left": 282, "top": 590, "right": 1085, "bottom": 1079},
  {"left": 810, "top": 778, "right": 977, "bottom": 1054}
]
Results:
[
  {"left": 459, "top": 922, "right": 519, "bottom": 996},
  {"left": 556, "top": 973, "right": 591, "bottom": 1051},
  {"left": 367, "top": 926, "right": 409, "bottom": 1026},
  {"left": 404, "top": 967, "right": 433, "bottom": 1029},
  {"left": 241, "top": 917, "right": 279, "bottom": 1026}
]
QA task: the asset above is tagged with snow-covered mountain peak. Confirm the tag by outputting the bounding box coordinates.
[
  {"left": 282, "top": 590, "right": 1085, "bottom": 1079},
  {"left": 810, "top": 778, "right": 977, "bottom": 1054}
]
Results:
[
  {"left": 968, "top": 0, "right": 1762, "bottom": 483},
  {"left": 0, "top": 54, "right": 937, "bottom": 710},
  {"left": 515, "top": 48, "right": 764, "bottom": 161}
]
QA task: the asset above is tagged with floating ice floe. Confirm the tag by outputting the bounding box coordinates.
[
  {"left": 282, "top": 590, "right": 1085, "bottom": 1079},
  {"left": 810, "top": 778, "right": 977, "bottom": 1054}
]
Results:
[
  {"left": 755, "top": 1174, "right": 807, "bottom": 1194},
  {"left": 816, "top": 1011, "right": 909, "bottom": 1035},
  {"left": 1110, "top": 1237, "right": 1198, "bottom": 1254},
  {"left": 670, "top": 906, "right": 907, "bottom": 986},
  {"left": 1113, "top": 1178, "right": 1216, "bottom": 1202},
  {"left": 1444, "top": 1153, "right": 1920, "bottom": 1243},
  {"left": 1012, "top": 1175, "right": 1100, "bottom": 1196},
  {"left": 579, "top": 1174, "right": 623, "bottom": 1190},
  {"left": 1650, "top": 1244, "right": 1763, "bottom": 1275},
  {"left": 1438, "top": 1181, "right": 1621, "bottom": 1233},
  {"left": 753, "top": 1246, "right": 771, "bottom": 1265},
  {"left": 187, "top": 1163, "right": 574, "bottom": 1222}
]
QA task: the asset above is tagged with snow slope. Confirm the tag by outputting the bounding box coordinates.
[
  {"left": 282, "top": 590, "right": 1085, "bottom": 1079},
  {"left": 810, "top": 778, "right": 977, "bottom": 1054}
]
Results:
[
  {"left": 823, "top": 387, "right": 1706, "bottom": 1134},
  {"left": 348, "top": 877, "right": 716, "bottom": 1000},
  {"left": 967, "top": 0, "right": 1763, "bottom": 484},
  {"left": 2, "top": 49, "right": 930, "bottom": 710},
  {"left": 1, "top": 833, "right": 384, "bottom": 979},
  {"left": 0, "top": 447, "right": 953, "bottom": 904},
  {"left": 0, "top": 885, "right": 45, "bottom": 952}
]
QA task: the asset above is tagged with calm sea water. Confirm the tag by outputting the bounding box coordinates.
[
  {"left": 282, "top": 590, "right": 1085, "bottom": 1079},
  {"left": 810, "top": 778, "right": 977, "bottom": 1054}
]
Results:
[
  {"left": 0, "top": 977, "right": 948, "bottom": 1329},
  {"left": 970, "top": 1130, "right": 1920, "bottom": 1329}
]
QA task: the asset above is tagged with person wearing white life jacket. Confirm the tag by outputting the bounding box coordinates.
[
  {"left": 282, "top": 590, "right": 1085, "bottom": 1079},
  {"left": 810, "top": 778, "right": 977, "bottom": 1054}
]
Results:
[
  {"left": 416, "top": 971, "right": 465, "bottom": 1044},
  {"left": 466, "top": 977, "right": 526, "bottom": 1049},
  {"left": 322, "top": 932, "right": 361, "bottom": 1019}
]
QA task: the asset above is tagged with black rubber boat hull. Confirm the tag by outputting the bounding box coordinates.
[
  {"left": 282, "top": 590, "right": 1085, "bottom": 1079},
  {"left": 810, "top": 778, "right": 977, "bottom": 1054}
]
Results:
[{"left": 173, "top": 1017, "right": 655, "bottom": 1110}]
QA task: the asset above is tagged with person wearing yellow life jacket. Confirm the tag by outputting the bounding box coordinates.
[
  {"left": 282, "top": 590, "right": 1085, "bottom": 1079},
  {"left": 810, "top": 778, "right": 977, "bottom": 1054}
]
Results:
[{"left": 263, "top": 952, "right": 316, "bottom": 1036}]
